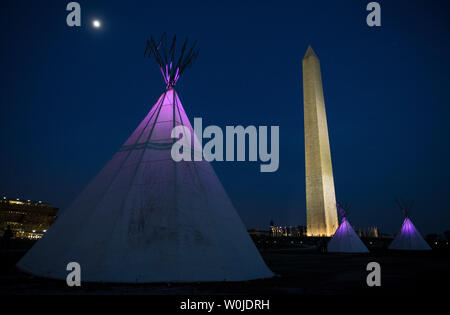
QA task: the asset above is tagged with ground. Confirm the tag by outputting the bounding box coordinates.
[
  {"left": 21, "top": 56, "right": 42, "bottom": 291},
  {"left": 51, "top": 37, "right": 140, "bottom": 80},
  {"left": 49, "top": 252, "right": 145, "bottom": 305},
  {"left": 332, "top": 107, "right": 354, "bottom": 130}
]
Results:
[{"left": 1, "top": 241, "right": 448, "bottom": 295}]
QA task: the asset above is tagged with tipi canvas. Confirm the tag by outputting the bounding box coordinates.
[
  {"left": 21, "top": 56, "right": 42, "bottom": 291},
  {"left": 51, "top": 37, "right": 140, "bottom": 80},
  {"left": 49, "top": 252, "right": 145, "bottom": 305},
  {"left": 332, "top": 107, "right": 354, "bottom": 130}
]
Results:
[
  {"left": 327, "top": 218, "right": 369, "bottom": 253},
  {"left": 17, "top": 36, "right": 273, "bottom": 283},
  {"left": 389, "top": 217, "right": 431, "bottom": 251}
]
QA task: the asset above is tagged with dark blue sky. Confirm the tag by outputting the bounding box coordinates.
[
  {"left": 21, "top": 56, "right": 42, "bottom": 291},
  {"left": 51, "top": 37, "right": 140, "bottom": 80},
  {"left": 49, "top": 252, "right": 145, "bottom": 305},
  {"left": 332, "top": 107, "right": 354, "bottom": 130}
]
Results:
[{"left": 1, "top": 0, "right": 449, "bottom": 234}]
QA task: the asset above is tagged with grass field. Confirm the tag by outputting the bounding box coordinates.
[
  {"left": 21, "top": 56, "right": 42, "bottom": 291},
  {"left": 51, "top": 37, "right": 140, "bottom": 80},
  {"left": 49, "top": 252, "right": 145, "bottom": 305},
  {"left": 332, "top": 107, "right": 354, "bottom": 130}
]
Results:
[{"left": 1, "top": 240, "right": 448, "bottom": 295}]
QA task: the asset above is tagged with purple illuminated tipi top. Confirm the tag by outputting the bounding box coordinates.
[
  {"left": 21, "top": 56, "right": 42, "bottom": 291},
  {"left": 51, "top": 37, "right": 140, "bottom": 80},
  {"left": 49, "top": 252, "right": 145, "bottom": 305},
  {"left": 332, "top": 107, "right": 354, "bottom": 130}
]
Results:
[
  {"left": 16, "top": 35, "right": 273, "bottom": 283},
  {"left": 144, "top": 34, "right": 199, "bottom": 89}
]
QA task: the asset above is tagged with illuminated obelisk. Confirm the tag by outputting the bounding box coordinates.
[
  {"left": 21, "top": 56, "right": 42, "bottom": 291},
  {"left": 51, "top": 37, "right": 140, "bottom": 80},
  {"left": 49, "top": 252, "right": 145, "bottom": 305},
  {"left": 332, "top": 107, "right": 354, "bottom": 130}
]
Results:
[{"left": 303, "top": 46, "right": 338, "bottom": 236}]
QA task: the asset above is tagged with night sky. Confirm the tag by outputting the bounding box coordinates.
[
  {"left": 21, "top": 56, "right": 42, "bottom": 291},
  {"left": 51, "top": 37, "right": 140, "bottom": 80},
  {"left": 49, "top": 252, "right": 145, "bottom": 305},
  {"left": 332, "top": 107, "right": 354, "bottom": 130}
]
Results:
[{"left": 1, "top": 0, "right": 449, "bottom": 234}]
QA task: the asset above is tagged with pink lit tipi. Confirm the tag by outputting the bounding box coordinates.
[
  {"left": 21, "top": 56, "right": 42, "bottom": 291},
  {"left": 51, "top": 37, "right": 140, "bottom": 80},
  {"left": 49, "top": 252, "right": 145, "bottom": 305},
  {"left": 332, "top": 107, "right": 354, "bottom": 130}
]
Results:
[{"left": 17, "top": 35, "right": 273, "bottom": 282}]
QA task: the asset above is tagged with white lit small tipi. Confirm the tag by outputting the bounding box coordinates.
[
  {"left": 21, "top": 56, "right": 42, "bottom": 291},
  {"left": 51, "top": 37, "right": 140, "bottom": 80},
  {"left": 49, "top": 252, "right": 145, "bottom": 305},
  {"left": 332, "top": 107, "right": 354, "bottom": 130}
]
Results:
[
  {"left": 389, "top": 218, "right": 431, "bottom": 251},
  {"left": 17, "top": 35, "right": 273, "bottom": 282},
  {"left": 327, "top": 204, "right": 369, "bottom": 253},
  {"left": 388, "top": 199, "right": 431, "bottom": 251}
]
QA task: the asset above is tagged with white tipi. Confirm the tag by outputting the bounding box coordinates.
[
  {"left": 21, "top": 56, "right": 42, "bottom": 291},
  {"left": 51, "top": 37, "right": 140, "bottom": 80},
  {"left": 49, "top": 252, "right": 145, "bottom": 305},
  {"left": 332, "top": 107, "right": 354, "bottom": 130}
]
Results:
[
  {"left": 389, "top": 200, "right": 431, "bottom": 251},
  {"left": 327, "top": 204, "right": 369, "bottom": 253},
  {"left": 17, "top": 35, "right": 273, "bottom": 282}
]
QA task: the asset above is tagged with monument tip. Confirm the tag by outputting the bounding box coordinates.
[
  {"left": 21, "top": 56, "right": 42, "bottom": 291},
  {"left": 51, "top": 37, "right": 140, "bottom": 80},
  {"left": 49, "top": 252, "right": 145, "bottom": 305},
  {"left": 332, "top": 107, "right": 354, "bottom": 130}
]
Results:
[{"left": 303, "top": 45, "right": 318, "bottom": 59}]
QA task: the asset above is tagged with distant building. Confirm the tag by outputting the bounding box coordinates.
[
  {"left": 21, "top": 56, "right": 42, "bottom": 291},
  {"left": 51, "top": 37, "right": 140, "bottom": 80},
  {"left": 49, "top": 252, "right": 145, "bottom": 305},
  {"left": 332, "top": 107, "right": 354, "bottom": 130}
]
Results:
[
  {"left": 290, "top": 225, "right": 307, "bottom": 237},
  {"left": 357, "top": 226, "right": 379, "bottom": 238},
  {"left": 269, "top": 221, "right": 306, "bottom": 237},
  {"left": 0, "top": 196, "right": 58, "bottom": 239}
]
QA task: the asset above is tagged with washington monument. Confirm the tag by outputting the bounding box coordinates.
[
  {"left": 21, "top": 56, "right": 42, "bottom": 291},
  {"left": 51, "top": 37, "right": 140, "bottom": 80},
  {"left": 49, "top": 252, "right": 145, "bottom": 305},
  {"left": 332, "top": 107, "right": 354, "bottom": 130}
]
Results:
[{"left": 302, "top": 46, "right": 338, "bottom": 236}]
